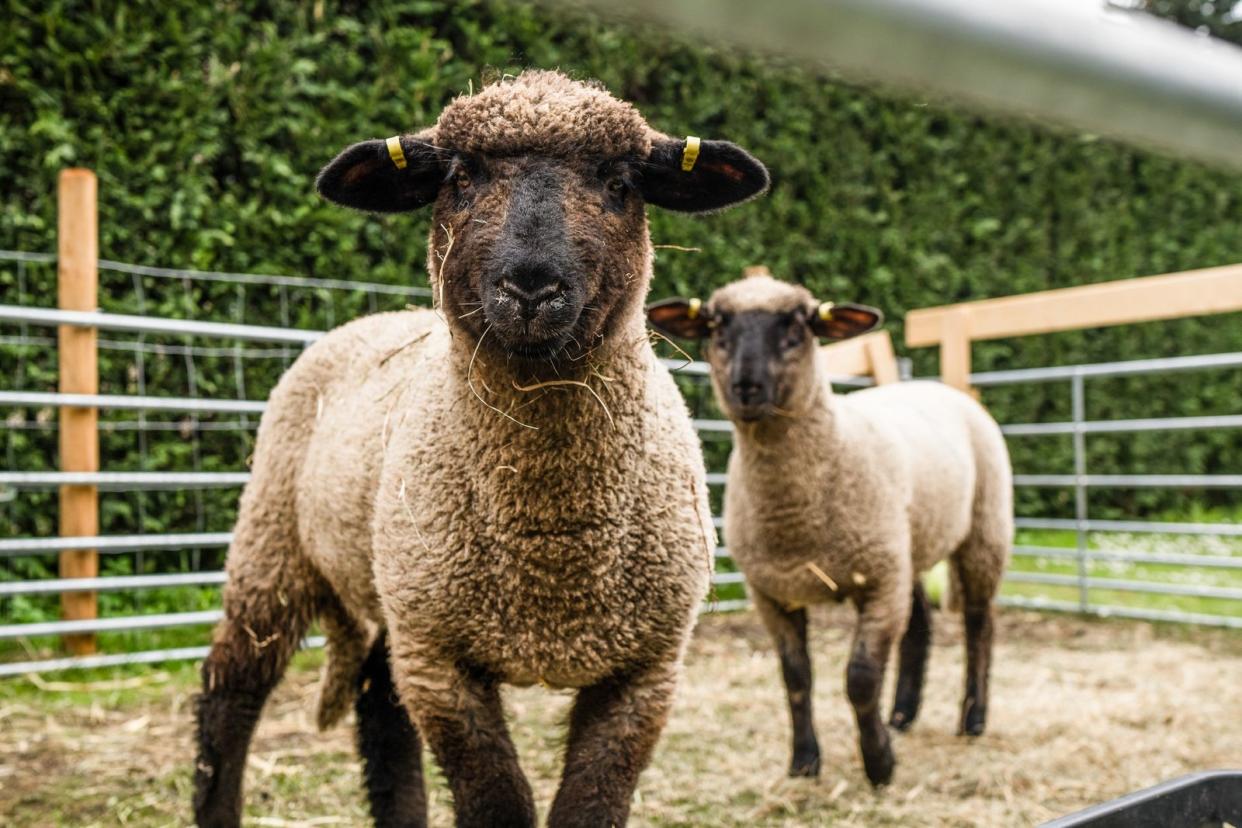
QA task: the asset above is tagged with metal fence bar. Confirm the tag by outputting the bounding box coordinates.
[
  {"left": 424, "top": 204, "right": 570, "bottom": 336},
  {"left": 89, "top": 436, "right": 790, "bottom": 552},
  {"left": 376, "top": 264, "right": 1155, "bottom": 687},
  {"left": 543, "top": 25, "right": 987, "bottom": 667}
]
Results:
[
  {"left": 0, "top": 304, "right": 324, "bottom": 344},
  {"left": 575, "top": 0, "right": 1242, "bottom": 171},
  {"left": 0, "top": 636, "right": 328, "bottom": 679},
  {"left": 0, "top": 471, "right": 249, "bottom": 490},
  {"left": 1071, "top": 372, "right": 1089, "bottom": 612},
  {"left": 0, "top": 610, "right": 223, "bottom": 639},
  {"left": 973, "top": 351, "right": 1242, "bottom": 386},
  {"left": 998, "top": 595, "right": 1242, "bottom": 630},
  {"left": 0, "top": 532, "right": 232, "bottom": 556},
  {"left": 1002, "top": 413, "right": 1242, "bottom": 436},
  {"left": 0, "top": 390, "right": 267, "bottom": 415},
  {"left": 0, "top": 249, "right": 56, "bottom": 264},
  {"left": 711, "top": 572, "right": 747, "bottom": 586},
  {"left": 1005, "top": 571, "right": 1242, "bottom": 602},
  {"left": 0, "top": 571, "right": 227, "bottom": 596},
  {"left": 1016, "top": 516, "right": 1242, "bottom": 536},
  {"left": 1015, "top": 474, "right": 1242, "bottom": 488},
  {"left": 1012, "top": 545, "right": 1242, "bottom": 570}
]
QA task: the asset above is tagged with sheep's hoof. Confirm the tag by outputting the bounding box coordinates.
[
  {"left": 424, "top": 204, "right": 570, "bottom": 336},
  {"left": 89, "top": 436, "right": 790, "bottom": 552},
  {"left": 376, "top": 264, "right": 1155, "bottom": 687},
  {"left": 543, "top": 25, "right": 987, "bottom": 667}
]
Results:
[
  {"left": 862, "top": 745, "right": 895, "bottom": 788},
  {"left": 888, "top": 708, "right": 917, "bottom": 732},
  {"left": 788, "top": 752, "right": 821, "bottom": 778},
  {"left": 959, "top": 701, "right": 988, "bottom": 736}
]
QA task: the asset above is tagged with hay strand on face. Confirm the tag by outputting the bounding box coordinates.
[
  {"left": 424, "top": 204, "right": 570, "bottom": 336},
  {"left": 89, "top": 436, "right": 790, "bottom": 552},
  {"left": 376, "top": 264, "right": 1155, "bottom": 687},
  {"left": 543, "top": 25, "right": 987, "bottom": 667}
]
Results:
[
  {"left": 511, "top": 377, "right": 615, "bottom": 430},
  {"left": 467, "top": 324, "right": 539, "bottom": 430}
]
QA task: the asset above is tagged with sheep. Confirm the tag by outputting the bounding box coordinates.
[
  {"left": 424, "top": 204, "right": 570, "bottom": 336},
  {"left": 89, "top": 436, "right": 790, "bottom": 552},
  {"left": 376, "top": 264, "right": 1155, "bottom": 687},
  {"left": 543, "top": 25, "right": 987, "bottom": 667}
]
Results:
[
  {"left": 647, "top": 270, "right": 1012, "bottom": 787},
  {"left": 191, "top": 70, "right": 770, "bottom": 828}
]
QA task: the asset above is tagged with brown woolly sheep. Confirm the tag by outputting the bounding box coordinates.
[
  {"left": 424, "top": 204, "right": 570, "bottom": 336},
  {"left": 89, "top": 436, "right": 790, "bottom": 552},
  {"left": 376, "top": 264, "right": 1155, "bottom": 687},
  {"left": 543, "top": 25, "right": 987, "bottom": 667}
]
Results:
[
  {"left": 192, "top": 70, "right": 770, "bottom": 828},
  {"left": 648, "top": 271, "right": 1012, "bottom": 787}
]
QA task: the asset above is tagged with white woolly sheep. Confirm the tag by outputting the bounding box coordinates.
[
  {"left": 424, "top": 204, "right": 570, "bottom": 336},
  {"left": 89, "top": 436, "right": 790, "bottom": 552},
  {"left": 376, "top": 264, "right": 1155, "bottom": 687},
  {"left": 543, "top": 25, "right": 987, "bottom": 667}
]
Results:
[
  {"left": 192, "top": 71, "right": 771, "bottom": 828},
  {"left": 647, "top": 270, "right": 1013, "bottom": 787}
]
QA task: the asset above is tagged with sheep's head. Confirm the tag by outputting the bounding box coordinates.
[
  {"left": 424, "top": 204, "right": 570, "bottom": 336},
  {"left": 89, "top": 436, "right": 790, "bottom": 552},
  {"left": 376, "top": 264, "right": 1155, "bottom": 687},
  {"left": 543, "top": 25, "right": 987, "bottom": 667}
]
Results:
[
  {"left": 647, "top": 270, "right": 881, "bottom": 421},
  {"left": 317, "top": 71, "right": 769, "bottom": 362}
]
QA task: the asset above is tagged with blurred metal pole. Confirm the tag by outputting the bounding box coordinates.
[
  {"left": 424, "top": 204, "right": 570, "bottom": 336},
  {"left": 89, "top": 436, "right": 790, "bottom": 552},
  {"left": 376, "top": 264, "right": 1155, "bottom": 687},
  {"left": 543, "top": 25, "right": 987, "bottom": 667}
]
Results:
[{"left": 570, "top": 0, "right": 1242, "bottom": 169}]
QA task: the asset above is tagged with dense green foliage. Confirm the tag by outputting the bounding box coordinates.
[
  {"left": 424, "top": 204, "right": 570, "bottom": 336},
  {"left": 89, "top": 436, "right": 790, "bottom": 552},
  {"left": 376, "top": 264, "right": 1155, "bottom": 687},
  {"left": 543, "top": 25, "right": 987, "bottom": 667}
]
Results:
[{"left": 2, "top": 1, "right": 1240, "bottom": 633}]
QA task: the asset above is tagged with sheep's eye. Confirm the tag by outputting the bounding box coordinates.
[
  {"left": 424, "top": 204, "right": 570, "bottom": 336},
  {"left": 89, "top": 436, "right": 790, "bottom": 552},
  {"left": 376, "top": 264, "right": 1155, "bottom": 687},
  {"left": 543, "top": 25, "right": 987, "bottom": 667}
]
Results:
[
  {"left": 454, "top": 168, "right": 472, "bottom": 191},
  {"left": 606, "top": 176, "right": 626, "bottom": 194}
]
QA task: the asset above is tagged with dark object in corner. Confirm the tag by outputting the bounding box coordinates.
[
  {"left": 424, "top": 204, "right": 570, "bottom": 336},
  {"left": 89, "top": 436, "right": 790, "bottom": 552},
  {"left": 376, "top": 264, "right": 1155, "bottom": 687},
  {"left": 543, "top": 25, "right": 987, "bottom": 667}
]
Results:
[{"left": 1041, "top": 770, "right": 1242, "bottom": 828}]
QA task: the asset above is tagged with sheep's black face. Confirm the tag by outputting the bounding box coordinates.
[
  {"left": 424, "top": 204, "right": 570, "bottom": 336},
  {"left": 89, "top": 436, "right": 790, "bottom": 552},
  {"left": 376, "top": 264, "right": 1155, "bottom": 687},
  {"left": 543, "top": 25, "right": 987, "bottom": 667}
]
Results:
[
  {"left": 431, "top": 154, "right": 648, "bottom": 361},
  {"left": 707, "top": 310, "right": 816, "bottom": 422}
]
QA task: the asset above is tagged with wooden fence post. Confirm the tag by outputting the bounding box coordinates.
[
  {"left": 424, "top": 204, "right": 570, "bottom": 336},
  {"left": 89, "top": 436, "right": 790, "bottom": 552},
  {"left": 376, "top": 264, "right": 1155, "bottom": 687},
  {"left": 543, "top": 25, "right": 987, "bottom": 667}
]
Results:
[
  {"left": 940, "top": 306, "right": 973, "bottom": 394},
  {"left": 58, "top": 169, "right": 99, "bottom": 656}
]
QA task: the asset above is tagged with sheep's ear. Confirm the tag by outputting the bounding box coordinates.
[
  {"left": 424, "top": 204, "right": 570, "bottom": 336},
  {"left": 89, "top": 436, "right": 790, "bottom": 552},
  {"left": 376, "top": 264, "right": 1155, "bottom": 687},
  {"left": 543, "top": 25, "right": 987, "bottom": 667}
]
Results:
[
  {"left": 808, "top": 301, "right": 883, "bottom": 340},
  {"left": 640, "top": 137, "right": 769, "bottom": 213},
  {"left": 316, "top": 137, "right": 444, "bottom": 213},
  {"left": 647, "top": 297, "right": 713, "bottom": 340}
]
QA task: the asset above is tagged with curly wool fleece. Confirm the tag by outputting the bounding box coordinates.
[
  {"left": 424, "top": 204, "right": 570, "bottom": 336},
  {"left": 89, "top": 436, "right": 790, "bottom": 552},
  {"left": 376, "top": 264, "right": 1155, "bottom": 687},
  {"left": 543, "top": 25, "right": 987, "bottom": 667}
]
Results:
[{"left": 422, "top": 70, "right": 653, "bottom": 158}]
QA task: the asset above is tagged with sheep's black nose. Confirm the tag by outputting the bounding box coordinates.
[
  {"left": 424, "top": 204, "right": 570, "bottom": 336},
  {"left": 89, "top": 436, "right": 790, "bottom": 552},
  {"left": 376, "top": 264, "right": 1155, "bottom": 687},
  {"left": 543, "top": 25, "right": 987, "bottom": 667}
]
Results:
[
  {"left": 499, "top": 261, "right": 563, "bottom": 319},
  {"left": 732, "top": 379, "right": 766, "bottom": 406}
]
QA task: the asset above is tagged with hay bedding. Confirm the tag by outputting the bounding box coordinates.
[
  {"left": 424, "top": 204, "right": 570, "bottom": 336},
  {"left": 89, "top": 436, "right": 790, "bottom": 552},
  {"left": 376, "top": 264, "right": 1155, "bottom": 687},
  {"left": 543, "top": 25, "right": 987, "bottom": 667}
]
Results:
[{"left": 1, "top": 609, "right": 1238, "bottom": 826}]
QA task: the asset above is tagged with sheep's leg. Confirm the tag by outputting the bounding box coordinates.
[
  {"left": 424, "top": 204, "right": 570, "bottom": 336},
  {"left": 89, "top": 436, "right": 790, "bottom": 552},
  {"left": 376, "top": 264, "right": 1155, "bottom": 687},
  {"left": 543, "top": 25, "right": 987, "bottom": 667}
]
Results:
[
  {"left": 846, "top": 593, "right": 905, "bottom": 787},
  {"left": 546, "top": 662, "right": 677, "bottom": 827},
  {"left": 753, "top": 590, "right": 820, "bottom": 776},
  {"left": 400, "top": 662, "right": 534, "bottom": 828},
  {"left": 356, "top": 632, "right": 426, "bottom": 828},
  {"left": 951, "top": 535, "right": 1005, "bottom": 737},
  {"left": 193, "top": 569, "right": 317, "bottom": 827},
  {"left": 889, "top": 581, "right": 932, "bottom": 731}
]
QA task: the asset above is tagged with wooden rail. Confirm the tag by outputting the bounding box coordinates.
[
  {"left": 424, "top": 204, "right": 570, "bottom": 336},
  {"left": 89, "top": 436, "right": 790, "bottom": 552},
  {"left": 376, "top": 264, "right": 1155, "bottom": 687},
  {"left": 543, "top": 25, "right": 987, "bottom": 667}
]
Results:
[
  {"left": 821, "top": 330, "right": 900, "bottom": 385},
  {"left": 57, "top": 169, "right": 99, "bottom": 655},
  {"left": 905, "top": 263, "right": 1242, "bottom": 391}
]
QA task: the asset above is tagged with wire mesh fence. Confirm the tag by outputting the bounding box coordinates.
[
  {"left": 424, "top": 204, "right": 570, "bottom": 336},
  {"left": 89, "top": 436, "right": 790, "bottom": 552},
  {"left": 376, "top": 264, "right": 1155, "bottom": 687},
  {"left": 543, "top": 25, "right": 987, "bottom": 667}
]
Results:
[{"left": 1, "top": 247, "right": 1240, "bottom": 677}]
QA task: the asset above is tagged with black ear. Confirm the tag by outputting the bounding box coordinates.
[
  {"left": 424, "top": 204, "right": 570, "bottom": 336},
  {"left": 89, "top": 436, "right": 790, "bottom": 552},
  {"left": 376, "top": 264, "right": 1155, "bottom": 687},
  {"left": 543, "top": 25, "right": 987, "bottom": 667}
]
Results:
[
  {"left": 646, "top": 297, "right": 713, "bottom": 340},
  {"left": 808, "top": 302, "right": 883, "bottom": 340},
  {"left": 640, "top": 137, "right": 769, "bottom": 213},
  {"left": 316, "top": 137, "right": 445, "bottom": 213}
]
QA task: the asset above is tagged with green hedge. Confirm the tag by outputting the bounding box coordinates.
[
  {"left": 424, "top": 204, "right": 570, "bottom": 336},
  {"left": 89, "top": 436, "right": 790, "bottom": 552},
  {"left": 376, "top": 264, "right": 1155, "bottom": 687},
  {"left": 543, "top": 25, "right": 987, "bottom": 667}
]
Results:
[{"left": 2, "top": 0, "right": 1241, "bottom": 559}]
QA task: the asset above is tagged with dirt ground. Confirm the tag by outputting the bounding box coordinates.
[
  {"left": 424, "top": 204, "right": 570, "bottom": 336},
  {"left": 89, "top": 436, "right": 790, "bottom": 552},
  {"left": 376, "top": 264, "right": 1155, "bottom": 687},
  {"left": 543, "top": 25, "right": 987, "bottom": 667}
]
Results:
[{"left": 1, "top": 607, "right": 1240, "bottom": 827}]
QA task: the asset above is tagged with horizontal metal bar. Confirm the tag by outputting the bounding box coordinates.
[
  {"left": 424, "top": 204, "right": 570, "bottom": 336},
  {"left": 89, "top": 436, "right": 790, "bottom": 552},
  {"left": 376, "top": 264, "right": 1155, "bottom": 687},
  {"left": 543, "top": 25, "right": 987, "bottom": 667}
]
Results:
[
  {"left": 973, "top": 352, "right": 1242, "bottom": 386},
  {"left": 0, "top": 610, "right": 223, "bottom": 640},
  {"left": 0, "top": 571, "right": 227, "bottom": 596},
  {"left": 0, "top": 305, "right": 324, "bottom": 344},
  {"left": 0, "top": 390, "right": 267, "bottom": 415},
  {"left": 998, "top": 595, "right": 1242, "bottom": 630},
  {"left": 0, "top": 532, "right": 233, "bottom": 557},
  {"left": 692, "top": 418, "right": 734, "bottom": 433},
  {"left": 1004, "top": 570, "right": 1242, "bottom": 601},
  {"left": 711, "top": 571, "right": 747, "bottom": 586},
  {"left": 1016, "top": 517, "right": 1242, "bottom": 537},
  {"left": 705, "top": 473, "right": 727, "bottom": 486},
  {"left": 0, "top": 635, "right": 327, "bottom": 679},
  {"left": 0, "top": 249, "right": 56, "bottom": 264},
  {"left": 704, "top": 598, "right": 750, "bottom": 613},
  {"left": 0, "top": 471, "right": 249, "bottom": 490},
  {"left": 1002, "top": 414, "right": 1242, "bottom": 437},
  {"left": 580, "top": 0, "right": 1242, "bottom": 171},
  {"left": 1012, "top": 545, "right": 1242, "bottom": 570},
  {"left": 1015, "top": 474, "right": 1242, "bottom": 489},
  {"left": 97, "top": 258, "right": 433, "bottom": 298}
]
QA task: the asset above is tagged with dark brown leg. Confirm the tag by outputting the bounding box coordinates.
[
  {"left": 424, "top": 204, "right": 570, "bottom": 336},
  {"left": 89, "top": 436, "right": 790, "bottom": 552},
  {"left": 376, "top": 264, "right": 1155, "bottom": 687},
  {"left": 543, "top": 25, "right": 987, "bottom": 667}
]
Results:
[
  {"left": 889, "top": 582, "right": 932, "bottom": 731},
  {"left": 753, "top": 591, "right": 820, "bottom": 777},
  {"left": 546, "top": 662, "right": 678, "bottom": 828},
  {"left": 193, "top": 588, "right": 315, "bottom": 827},
  {"left": 403, "top": 662, "right": 534, "bottom": 828},
  {"left": 959, "top": 601, "right": 994, "bottom": 736},
  {"left": 356, "top": 632, "right": 426, "bottom": 827},
  {"left": 846, "top": 588, "right": 906, "bottom": 787}
]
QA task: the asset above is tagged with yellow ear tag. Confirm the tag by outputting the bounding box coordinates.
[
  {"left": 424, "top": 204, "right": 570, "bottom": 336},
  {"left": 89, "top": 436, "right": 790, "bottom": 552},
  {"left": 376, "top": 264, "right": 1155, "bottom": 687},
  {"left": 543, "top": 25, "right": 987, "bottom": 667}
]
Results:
[
  {"left": 817, "top": 301, "right": 835, "bottom": 321},
  {"left": 386, "top": 136, "right": 407, "bottom": 170},
  {"left": 681, "top": 136, "right": 701, "bottom": 172},
  {"left": 686, "top": 297, "right": 702, "bottom": 319}
]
